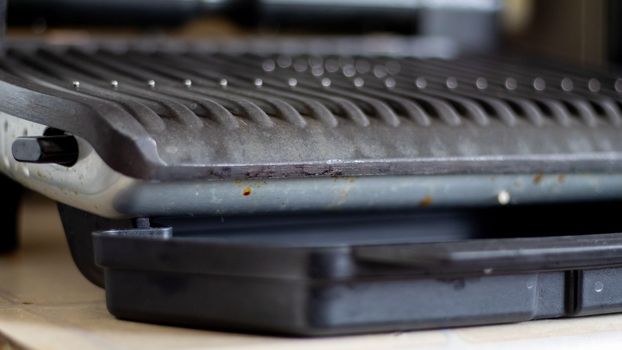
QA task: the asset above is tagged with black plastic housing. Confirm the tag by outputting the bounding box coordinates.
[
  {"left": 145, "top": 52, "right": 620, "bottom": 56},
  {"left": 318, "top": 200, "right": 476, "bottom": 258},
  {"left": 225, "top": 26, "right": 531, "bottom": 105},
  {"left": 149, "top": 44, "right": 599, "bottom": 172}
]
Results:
[
  {"left": 88, "top": 203, "right": 622, "bottom": 336},
  {"left": 0, "top": 175, "right": 20, "bottom": 253}
]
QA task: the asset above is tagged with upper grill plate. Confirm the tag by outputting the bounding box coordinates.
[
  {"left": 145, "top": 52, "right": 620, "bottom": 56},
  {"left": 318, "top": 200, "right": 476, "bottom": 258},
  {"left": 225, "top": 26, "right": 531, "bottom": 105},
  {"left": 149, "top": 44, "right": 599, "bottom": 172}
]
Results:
[{"left": 1, "top": 39, "right": 621, "bottom": 180}]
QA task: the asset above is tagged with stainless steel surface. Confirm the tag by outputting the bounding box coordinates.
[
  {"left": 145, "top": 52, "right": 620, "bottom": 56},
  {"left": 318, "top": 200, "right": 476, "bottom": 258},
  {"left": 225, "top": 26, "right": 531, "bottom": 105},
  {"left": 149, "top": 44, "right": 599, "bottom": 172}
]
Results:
[
  {"left": 3, "top": 112, "right": 622, "bottom": 218},
  {"left": 0, "top": 113, "right": 131, "bottom": 217}
]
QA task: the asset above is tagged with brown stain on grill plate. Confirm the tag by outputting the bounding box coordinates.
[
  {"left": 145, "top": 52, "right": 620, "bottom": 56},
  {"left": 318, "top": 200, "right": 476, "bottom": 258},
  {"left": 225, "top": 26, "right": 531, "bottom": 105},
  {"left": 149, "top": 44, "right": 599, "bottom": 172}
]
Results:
[
  {"left": 242, "top": 187, "right": 252, "bottom": 196},
  {"left": 419, "top": 195, "right": 433, "bottom": 207},
  {"left": 533, "top": 174, "right": 544, "bottom": 185}
]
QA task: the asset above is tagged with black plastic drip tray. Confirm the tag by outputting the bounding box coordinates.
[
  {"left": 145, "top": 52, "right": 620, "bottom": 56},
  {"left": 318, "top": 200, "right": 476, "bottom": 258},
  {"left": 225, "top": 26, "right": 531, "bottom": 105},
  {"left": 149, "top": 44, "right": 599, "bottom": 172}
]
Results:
[{"left": 94, "top": 218, "right": 622, "bottom": 336}]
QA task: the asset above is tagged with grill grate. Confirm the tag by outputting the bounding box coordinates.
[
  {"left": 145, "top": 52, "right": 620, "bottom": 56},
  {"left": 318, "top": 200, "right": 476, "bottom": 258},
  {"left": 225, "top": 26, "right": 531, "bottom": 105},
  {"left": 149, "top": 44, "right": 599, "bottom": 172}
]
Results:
[{"left": 0, "top": 40, "right": 621, "bottom": 180}]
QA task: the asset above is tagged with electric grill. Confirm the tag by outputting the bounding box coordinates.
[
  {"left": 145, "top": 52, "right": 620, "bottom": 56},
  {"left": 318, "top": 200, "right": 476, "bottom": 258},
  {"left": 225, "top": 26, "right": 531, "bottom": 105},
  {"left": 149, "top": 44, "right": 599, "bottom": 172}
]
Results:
[{"left": 3, "top": 0, "right": 622, "bottom": 336}]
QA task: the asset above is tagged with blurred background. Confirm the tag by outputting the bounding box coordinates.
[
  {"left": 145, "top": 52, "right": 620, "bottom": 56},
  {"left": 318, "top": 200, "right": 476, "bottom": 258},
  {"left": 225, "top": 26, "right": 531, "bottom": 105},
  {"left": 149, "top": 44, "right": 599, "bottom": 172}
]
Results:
[{"left": 2, "top": 0, "right": 619, "bottom": 66}]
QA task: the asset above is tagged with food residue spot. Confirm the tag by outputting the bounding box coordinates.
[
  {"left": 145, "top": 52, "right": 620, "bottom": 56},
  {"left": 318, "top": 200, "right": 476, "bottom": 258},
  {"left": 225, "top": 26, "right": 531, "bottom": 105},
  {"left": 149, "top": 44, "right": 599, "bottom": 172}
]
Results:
[
  {"left": 242, "top": 187, "right": 252, "bottom": 196},
  {"left": 558, "top": 175, "right": 566, "bottom": 184},
  {"left": 533, "top": 174, "right": 543, "bottom": 185},
  {"left": 419, "top": 195, "right": 433, "bottom": 207}
]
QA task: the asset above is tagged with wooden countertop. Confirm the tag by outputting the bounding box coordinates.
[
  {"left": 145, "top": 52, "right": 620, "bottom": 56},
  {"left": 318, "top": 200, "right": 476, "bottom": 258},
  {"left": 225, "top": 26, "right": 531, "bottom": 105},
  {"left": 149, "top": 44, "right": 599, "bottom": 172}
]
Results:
[{"left": 2, "top": 195, "right": 622, "bottom": 350}]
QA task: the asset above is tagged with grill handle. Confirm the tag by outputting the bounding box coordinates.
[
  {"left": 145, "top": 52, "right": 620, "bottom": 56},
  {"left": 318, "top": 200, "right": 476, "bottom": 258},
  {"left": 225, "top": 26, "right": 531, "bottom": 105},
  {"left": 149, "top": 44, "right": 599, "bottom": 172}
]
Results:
[{"left": 354, "top": 233, "right": 622, "bottom": 275}]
